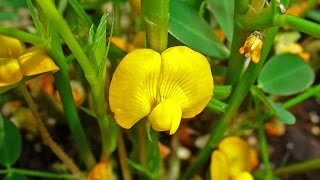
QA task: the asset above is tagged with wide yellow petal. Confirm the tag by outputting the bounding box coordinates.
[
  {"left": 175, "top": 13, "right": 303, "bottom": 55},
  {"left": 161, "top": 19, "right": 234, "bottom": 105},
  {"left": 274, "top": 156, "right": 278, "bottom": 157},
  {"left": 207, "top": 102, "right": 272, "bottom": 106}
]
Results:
[
  {"left": 160, "top": 46, "right": 213, "bottom": 118},
  {"left": 0, "top": 58, "right": 23, "bottom": 87},
  {"left": 210, "top": 150, "right": 229, "bottom": 180},
  {"left": 18, "top": 47, "right": 59, "bottom": 76},
  {"left": 235, "top": 172, "right": 254, "bottom": 180},
  {"left": 109, "top": 49, "right": 161, "bottom": 129},
  {"left": 0, "top": 35, "right": 24, "bottom": 58},
  {"left": 148, "top": 98, "right": 182, "bottom": 135},
  {"left": 218, "top": 136, "right": 251, "bottom": 177}
]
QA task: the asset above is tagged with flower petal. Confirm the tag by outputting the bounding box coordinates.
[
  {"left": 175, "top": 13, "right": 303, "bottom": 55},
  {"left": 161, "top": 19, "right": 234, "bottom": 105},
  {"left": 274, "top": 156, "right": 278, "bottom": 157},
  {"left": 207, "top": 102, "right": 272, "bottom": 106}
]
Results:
[
  {"left": 0, "top": 35, "right": 24, "bottom": 58},
  {"left": 210, "top": 150, "right": 229, "bottom": 180},
  {"left": 109, "top": 49, "right": 161, "bottom": 128},
  {"left": 18, "top": 47, "right": 59, "bottom": 76},
  {"left": 148, "top": 98, "right": 182, "bottom": 134},
  {"left": 160, "top": 46, "right": 213, "bottom": 118},
  {"left": 235, "top": 172, "right": 254, "bottom": 180},
  {"left": 218, "top": 136, "right": 252, "bottom": 177},
  {"left": 0, "top": 58, "right": 23, "bottom": 87}
]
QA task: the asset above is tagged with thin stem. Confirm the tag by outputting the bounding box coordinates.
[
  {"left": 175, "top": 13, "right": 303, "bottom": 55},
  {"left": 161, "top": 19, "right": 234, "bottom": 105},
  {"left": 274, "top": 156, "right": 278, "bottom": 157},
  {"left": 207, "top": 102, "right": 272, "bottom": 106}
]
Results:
[
  {"left": 273, "top": 14, "right": 320, "bottom": 38},
  {"left": 36, "top": 0, "right": 95, "bottom": 80},
  {"left": 138, "top": 122, "right": 147, "bottom": 168},
  {"left": 282, "top": 84, "right": 320, "bottom": 109},
  {"left": 90, "top": 83, "right": 117, "bottom": 158},
  {"left": 181, "top": 27, "right": 280, "bottom": 180},
  {"left": 0, "top": 27, "right": 43, "bottom": 45},
  {"left": 225, "top": 23, "right": 247, "bottom": 85},
  {"left": 18, "top": 85, "right": 82, "bottom": 175},
  {"left": 206, "top": 98, "right": 228, "bottom": 114},
  {"left": 274, "top": 158, "right": 320, "bottom": 175},
  {"left": 258, "top": 116, "right": 272, "bottom": 179},
  {"left": 141, "top": 0, "right": 169, "bottom": 52},
  {"left": 0, "top": 168, "right": 80, "bottom": 179},
  {"left": 117, "top": 131, "right": 132, "bottom": 180},
  {"left": 48, "top": 40, "right": 96, "bottom": 169}
]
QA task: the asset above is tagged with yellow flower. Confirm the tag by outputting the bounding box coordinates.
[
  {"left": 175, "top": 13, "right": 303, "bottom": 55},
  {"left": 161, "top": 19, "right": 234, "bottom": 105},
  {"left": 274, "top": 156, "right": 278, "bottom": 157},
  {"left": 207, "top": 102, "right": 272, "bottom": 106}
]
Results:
[
  {"left": 239, "top": 31, "right": 264, "bottom": 63},
  {"left": 87, "top": 161, "right": 111, "bottom": 180},
  {"left": 0, "top": 35, "right": 59, "bottom": 87},
  {"left": 210, "top": 136, "right": 257, "bottom": 180},
  {"left": 109, "top": 46, "right": 213, "bottom": 134},
  {"left": 274, "top": 32, "right": 310, "bottom": 62}
]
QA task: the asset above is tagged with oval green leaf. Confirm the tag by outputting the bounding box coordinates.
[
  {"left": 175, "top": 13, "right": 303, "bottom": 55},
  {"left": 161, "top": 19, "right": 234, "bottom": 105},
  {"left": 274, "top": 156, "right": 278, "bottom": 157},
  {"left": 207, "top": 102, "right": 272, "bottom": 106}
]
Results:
[
  {"left": 0, "top": 119, "right": 22, "bottom": 166},
  {"left": 169, "top": 0, "right": 230, "bottom": 59},
  {"left": 258, "top": 54, "right": 315, "bottom": 96}
]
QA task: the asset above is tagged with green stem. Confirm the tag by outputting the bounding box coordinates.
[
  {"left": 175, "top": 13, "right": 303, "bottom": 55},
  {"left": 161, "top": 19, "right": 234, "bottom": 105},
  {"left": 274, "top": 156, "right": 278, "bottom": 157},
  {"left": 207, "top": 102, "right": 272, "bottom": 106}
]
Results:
[
  {"left": 274, "top": 158, "right": 320, "bottom": 176},
  {"left": 141, "top": 0, "right": 169, "bottom": 52},
  {"left": 258, "top": 116, "right": 272, "bottom": 179},
  {"left": 282, "top": 84, "right": 320, "bottom": 109},
  {"left": 48, "top": 49, "right": 96, "bottom": 169},
  {"left": 273, "top": 14, "right": 320, "bottom": 38},
  {"left": 181, "top": 27, "right": 280, "bottom": 180},
  {"left": 36, "top": 0, "right": 95, "bottom": 80},
  {"left": 0, "top": 168, "right": 81, "bottom": 179},
  {"left": 225, "top": 23, "right": 247, "bottom": 85},
  {"left": 0, "top": 27, "right": 43, "bottom": 45},
  {"left": 90, "top": 83, "right": 117, "bottom": 158},
  {"left": 206, "top": 98, "right": 227, "bottom": 114}
]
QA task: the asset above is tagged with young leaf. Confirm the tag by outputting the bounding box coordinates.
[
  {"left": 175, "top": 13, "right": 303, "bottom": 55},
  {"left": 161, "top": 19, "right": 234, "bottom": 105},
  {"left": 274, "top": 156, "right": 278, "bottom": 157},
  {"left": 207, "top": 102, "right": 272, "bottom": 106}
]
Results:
[
  {"left": 258, "top": 54, "right": 315, "bottom": 96},
  {"left": 169, "top": 0, "right": 229, "bottom": 59},
  {"left": 0, "top": 118, "right": 22, "bottom": 166},
  {"left": 206, "top": 0, "right": 234, "bottom": 42}
]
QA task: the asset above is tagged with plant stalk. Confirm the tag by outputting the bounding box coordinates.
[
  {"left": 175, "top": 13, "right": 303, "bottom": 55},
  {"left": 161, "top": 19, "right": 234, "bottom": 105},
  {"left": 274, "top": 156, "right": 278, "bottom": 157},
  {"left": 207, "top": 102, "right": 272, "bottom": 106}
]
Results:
[{"left": 141, "top": 0, "right": 169, "bottom": 52}]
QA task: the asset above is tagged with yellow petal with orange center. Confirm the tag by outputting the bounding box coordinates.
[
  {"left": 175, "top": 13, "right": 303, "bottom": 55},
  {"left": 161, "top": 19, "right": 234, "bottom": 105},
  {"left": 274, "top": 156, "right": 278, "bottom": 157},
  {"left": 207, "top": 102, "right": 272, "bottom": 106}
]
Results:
[
  {"left": 109, "top": 49, "right": 161, "bottom": 129},
  {"left": 210, "top": 150, "right": 229, "bottom": 180},
  {"left": 0, "top": 35, "right": 24, "bottom": 58},
  {"left": 0, "top": 58, "right": 23, "bottom": 87},
  {"left": 148, "top": 98, "right": 182, "bottom": 134},
  {"left": 218, "top": 136, "right": 251, "bottom": 177},
  {"left": 160, "top": 46, "right": 213, "bottom": 118},
  {"left": 18, "top": 47, "right": 59, "bottom": 76}
]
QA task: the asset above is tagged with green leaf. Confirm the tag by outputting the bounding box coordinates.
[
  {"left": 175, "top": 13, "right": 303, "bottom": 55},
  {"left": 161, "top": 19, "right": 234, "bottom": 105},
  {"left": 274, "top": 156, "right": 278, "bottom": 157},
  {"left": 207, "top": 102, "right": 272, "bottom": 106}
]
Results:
[
  {"left": 267, "top": 98, "right": 296, "bottom": 125},
  {"left": 258, "top": 54, "right": 315, "bottom": 96},
  {"left": 26, "top": 0, "right": 45, "bottom": 38},
  {"left": 67, "top": 0, "right": 92, "bottom": 27},
  {"left": 214, "top": 85, "right": 232, "bottom": 100},
  {"left": 169, "top": 0, "right": 229, "bottom": 59},
  {"left": 0, "top": 118, "right": 22, "bottom": 166},
  {"left": 127, "top": 159, "right": 153, "bottom": 178},
  {"left": 4, "top": 173, "right": 28, "bottom": 180},
  {"left": 0, "top": 115, "right": 4, "bottom": 150},
  {"left": 0, "top": 11, "right": 18, "bottom": 21},
  {"left": 206, "top": 0, "right": 234, "bottom": 42}
]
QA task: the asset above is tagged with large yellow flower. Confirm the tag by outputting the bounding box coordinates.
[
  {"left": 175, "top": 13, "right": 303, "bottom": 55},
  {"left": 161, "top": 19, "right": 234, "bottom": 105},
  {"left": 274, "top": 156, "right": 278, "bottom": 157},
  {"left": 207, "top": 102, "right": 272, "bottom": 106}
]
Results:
[
  {"left": 109, "top": 46, "right": 213, "bottom": 134},
  {"left": 0, "top": 35, "right": 59, "bottom": 87},
  {"left": 210, "top": 136, "right": 257, "bottom": 180}
]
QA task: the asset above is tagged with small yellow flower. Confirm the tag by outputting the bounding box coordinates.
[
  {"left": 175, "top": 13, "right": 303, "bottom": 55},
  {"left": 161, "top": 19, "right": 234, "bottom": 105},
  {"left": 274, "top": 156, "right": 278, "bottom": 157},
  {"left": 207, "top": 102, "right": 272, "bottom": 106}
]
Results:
[
  {"left": 87, "top": 161, "right": 111, "bottom": 180},
  {"left": 109, "top": 46, "right": 213, "bottom": 134},
  {"left": 0, "top": 35, "right": 59, "bottom": 88},
  {"left": 210, "top": 136, "right": 257, "bottom": 180},
  {"left": 239, "top": 31, "right": 264, "bottom": 63}
]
